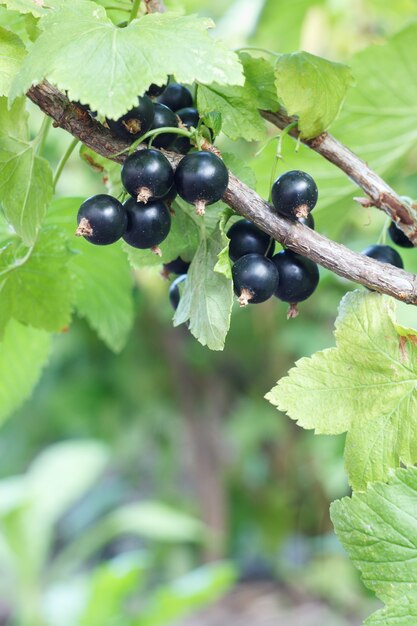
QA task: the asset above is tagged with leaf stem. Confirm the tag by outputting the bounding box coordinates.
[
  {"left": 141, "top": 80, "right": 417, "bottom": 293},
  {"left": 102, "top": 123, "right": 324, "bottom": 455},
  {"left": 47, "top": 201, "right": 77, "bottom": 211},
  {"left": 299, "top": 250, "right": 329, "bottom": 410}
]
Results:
[
  {"left": 33, "top": 115, "right": 52, "bottom": 155},
  {"left": 128, "top": 0, "right": 141, "bottom": 23},
  {"left": 235, "top": 46, "right": 280, "bottom": 58},
  {"left": 268, "top": 121, "right": 298, "bottom": 201},
  {"left": 53, "top": 138, "right": 79, "bottom": 191},
  {"left": 111, "top": 126, "right": 193, "bottom": 158}
]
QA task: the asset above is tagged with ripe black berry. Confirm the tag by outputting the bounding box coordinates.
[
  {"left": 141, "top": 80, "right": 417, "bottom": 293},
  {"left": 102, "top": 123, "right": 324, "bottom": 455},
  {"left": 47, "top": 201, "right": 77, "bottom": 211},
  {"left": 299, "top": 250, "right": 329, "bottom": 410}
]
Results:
[
  {"left": 227, "top": 219, "right": 272, "bottom": 262},
  {"left": 157, "top": 83, "right": 193, "bottom": 112},
  {"left": 175, "top": 151, "right": 229, "bottom": 215},
  {"left": 121, "top": 149, "right": 174, "bottom": 203},
  {"left": 362, "top": 244, "right": 404, "bottom": 268},
  {"left": 164, "top": 257, "right": 190, "bottom": 276},
  {"left": 146, "top": 83, "right": 167, "bottom": 98},
  {"left": 76, "top": 194, "right": 127, "bottom": 245},
  {"left": 232, "top": 253, "right": 279, "bottom": 306},
  {"left": 123, "top": 198, "right": 171, "bottom": 250},
  {"left": 169, "top": 274, "right": 187, "bottom": 310},
  {"left": 162, "top": 185, "right": 177, "bottom": 207},
  {"left": 149, "top": 103, "right": 178, "bottom": 148},
  {"left": 173, "top": 107, "right": 200, "bottom": 154},
  {"left": 388, "top": 221, "right": 414, "bottom": 248},
  {"left": 107, "top": 96, "right": 154, "bottom": 141},
  {"left": 271, "top": 251, "right": 319, "bottom": 309},
  {"left": 271, "top": 170, "right": 318, "bottom": 220}
]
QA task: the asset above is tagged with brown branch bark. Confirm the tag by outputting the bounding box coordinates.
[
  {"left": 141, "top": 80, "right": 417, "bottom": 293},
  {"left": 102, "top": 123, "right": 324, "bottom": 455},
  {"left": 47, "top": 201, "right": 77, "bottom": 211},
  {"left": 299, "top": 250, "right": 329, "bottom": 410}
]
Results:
[
  {"left": 27, "top": 81, "right": 417, "bottom": 305},
  {"left": 262, "top": 109, "right": 417, "bottom": 244},
  {"left": 144, "top": 0, "right": 166, "bottom": 12}
]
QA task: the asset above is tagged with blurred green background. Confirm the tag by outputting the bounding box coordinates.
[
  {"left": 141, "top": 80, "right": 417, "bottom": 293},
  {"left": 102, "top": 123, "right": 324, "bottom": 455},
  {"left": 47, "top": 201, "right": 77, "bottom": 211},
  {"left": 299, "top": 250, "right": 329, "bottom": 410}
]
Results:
[{"left": 2, "top": 0, "right": 417, "bottom": 624}]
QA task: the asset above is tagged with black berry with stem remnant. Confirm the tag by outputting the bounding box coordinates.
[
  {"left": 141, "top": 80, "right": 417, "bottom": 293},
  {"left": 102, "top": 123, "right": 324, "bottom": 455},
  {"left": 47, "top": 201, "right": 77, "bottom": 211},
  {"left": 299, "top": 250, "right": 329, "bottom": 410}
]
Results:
[
  {"left": 169, "top": 274, "right": 187, "bottom": 310},
  {"left": 362, "top": 244, "right": 404, "bottom": 268},
  {"left": 232, "top": 253, "right": 279, "bottom": 306},
  {"left": 271, "top": 170, "right": 318, "bottom": 220},
  {"left": 107, "top": 96, "right": 154, "bottom": 141},
  {"left": 388, "top": 221, "right": 414, "bottom": 248},
  {"left": 123, "top": 198, "right": 171, "bottom": 251},
  {"left": 271, "top": 250, "right": 319, "bottom": 317},
  {"left": 173, "top": 107, "right": 200, "bottom": 154},
  {"left": 76, "top": 194, "right": 127, "bottom": 245},
  {"left": 163, "top": 257, "right": 190, "bottom": 275},
  {"left": 157, "top": 83, "right": 193, "bottom": 111},
  {"left": 227, "top": 219, "right": 272, "bottom": 262},
  {"left": 121, "top": 149, "right": 174, "bottom": 203},
  {"left": 149, "top": 103, "right": 179, "bottom": 149},
  {"left": 175, "top": 151, "right": 229, "bottom": 215},
  {"left": 298, "top": 212, "right": 315, "bottom": 229}
]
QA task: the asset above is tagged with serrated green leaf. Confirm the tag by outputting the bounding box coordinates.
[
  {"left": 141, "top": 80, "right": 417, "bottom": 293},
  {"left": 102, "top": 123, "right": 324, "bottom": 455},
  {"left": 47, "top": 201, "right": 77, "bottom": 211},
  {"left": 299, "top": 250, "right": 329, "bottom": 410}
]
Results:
[
  {"left": 0, "top": 227, "right": 75, "bottom": 334},
  {"left": 266, "top": 291, "right": 417, "bottom": 491},
  {"left": 214, "top": 211, "right": 232, "bottom": 279},
  {"left": 0, "top": 27, "right": 25, "bottom": 97},
  {"left": 0, "top": 0, "right": 63, "bottom": 17},
  {"left": 275, "top": 51, "right": 354, "bottom": 138},
  {"left": 201, "top": 111, "right": 222, "bottom": 137},
  {"left": 331, "top": 466, "right": 417, "bottom": 625},
  {"left": 173, "top": 222, "right": 233, "bottom": 351},
  {"left": 197, "top": 83, "right": 266, "bottom": 141},
  {"left": 124, "top": 200, "right": 199, "bottom": 269},
  {"left": 0, "top": 319, "right": 51, "bottom": 425},
  {"left": 10, "top": 2, "right": 244, "bottom": 119},
  {"left": 46, "top": 197, "right": 134, "bottom": 353},
  {"left": 0, "top": 97, "right": 52, "bottom": 245},
  {"left": 239, "top": 52, "right": 279, "bottom": 111}
]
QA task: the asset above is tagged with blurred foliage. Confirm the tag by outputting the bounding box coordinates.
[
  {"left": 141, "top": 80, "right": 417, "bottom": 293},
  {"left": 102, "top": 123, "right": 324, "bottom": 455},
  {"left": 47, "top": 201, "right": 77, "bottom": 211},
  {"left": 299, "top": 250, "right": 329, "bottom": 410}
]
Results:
[{"left": 2, "top": 0, "right": 417, "bottom": 624}]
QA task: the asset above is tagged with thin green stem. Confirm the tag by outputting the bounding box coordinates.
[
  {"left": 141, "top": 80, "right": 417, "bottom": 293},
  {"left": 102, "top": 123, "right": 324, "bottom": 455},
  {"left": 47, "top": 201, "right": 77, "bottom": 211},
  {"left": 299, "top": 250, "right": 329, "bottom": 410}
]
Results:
[
  {"left": 377, "top": 215, "right": 390, "bottom": 245},
  {"left": 33, "top": 115, "right": 52, "bottom": 155},
  {"left": 235, "top": 46, "right": 280, "bottom": 58},
  {"left": 106, "top": 5, "right": 130, "bottom": 11},
  {"left": 128, "top": 0, "right": 141, "bottom": 23},
  {"left": 267, "top": 121, "right": 298, "bottom": 201},
  {"left": 53, "top": 138, "right": 79, "bottom": 191},
  {"left": 111, "top": 126, "right": 193, "bottom": 158}
]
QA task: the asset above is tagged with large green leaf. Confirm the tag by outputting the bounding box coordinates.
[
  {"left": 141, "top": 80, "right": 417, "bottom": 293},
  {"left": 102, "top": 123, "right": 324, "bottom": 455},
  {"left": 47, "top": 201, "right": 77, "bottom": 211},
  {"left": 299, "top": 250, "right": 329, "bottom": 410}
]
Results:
[
  {"left": 0, "top": 227, "right": 75, "bottom": 334},
  {"left": 174, "top": 221, "right": 233, "bottom": 351},
  {"left": 239, "top": 52, "right": 279, "bottom": 111},
  {"left": 0, "top": 319, "right": 51, "bottom": 425},
  {"left": 0, "top": 0, "right": 64, "bottom": 17},
  {"left": 266, "top": 291, "right": 417, "bottom": 491},
  {"left": 10, "top": 1, "right": 244, "bottom": 119},
  {"left": 275, "top": 51, "right": 354, "bottom": 138},
  {"left": 47, "top": 197, "right": 134, "bottom": 353},
  {"left": 0, "top": 27, "right": 25, "bottom": 96},
  {"left": 331, "top": 466, "right": 417, "bottom": 624},
  {"left": 0, "top": 97, "right": 52, "bottom": 245}
]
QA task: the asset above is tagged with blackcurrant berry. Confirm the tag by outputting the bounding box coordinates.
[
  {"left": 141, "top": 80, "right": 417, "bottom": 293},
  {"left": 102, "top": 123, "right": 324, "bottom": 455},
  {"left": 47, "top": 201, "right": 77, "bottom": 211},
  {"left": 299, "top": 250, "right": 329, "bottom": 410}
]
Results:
[
  {"left": 271, "top": 250, "right": 319, "bottom": 308},
  {"left": 162, "top": 185, "right": 177, "bottom": 207},
  {"left": 298, "top": 212, "right": 315, "bottom": 229},
  {"left": 227, "top": 219, "right": 272, "bottom": 262},
  {"left": 362, "top": 244, "right": 404, "bottom": 269},
  {"left": 388, "top": 221, "right": 414, "bottom": 248},
  {"left": 271, "top": 170, "right": 318, "bottom": 220},
  {"left": 121, "top": 148, "right": 174, "bottom": 203},
  {"left": 169, "top": 274, "right": 187, "bottom": 310},
  {"left": 157, "top": 83, "right": 193, "bottom": 112},
  {"left": 149, "top": 103, "right": 178, "bottom": 149},
  {"left": 164, "top": 257, "right": 190, "bottom": 275},
  {"left": 173, "top": 107, "right": 200, "bottom": 154},
  {"left": 123, "top": 198, "right": 171, "bottom": 250},
  {"left": 146, "top": 83, "right": 167, "bottom": 98},
  {"left": 107, "top": 96, "right": 154, "bottom": 141},
  {"left": 232, "top": 253, "right": 279, "bottom": 306},
  {"left": 76, "top": 194, "right": 127, "bottom": 245},
  {"left": 174, "top": 152, "right": 229, "bottom": 215}
]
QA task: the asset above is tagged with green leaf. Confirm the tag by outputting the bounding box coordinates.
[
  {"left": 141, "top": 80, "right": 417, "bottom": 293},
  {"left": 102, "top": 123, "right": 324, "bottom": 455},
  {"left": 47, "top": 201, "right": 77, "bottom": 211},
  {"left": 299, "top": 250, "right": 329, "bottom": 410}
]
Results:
[
  {"left": 0, "top": 97, "right": 52, "bottom": 245},
  {"left": 0, "top": 0, "right": 62, "bottom": 17},
  {"left": 0, "top": 27, "right": 25, "bottom": 96},
  {"left": 266, "top": 291, "right": 417, "bottom": 491},
  {"left": 80, "top": 145, "right": 123, "bottom": 198},
  {"left": 11, "top": 2, "right": 244, "bottom": 119},
  {"left": 200, "top": 110, "right": 222, "bottom": 138},
  {"left": 0, "top": 319, "right": 51, "bottom": 425},
  {"left": 174, "top": 222, "right": 233, "bottom": 351},
  {"left": 239, "top": 52, "right": 279, "bottom": 111},
  {"left": 47, "top": 197, "right": 134, "bottom": 353},
  {"left": 125, "top": 201, "right": 199, "bottom": 269},
  {"left": 331, "top": 466, "right": 417, "bottom": 625},
  {"left": 222, "top": 152, "right": 257, "bottom": 189},
  {"left": 0, "top": 227, "right": 75, "bottom": 334},
  {"left": 275, "top": 51, "right": 354, "bottom": 138},
  {"left": 197, "top": 82, "right": 266, "bottom": 141}
]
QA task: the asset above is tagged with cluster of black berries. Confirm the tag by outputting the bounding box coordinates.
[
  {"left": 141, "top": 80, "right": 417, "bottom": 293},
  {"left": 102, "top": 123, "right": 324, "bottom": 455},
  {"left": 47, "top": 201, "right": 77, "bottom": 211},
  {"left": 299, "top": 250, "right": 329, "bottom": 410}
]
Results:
[{"left": 76, "top": 83, "right": 229, "bottom": 252}]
